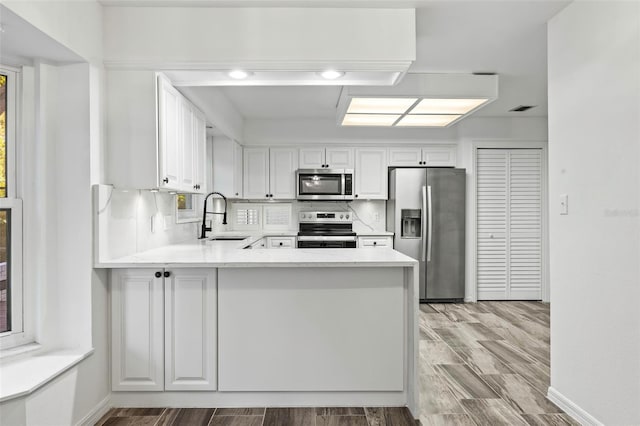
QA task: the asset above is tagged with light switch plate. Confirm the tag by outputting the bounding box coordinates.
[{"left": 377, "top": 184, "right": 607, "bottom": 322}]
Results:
[{"left": 560, "top": 194, "right": 568, "bottom": 215}]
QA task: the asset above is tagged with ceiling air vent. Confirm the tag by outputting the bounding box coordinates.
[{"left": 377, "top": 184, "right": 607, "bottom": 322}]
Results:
[{"left": 510, "top": 105, "right": 537, "bottom": 112}]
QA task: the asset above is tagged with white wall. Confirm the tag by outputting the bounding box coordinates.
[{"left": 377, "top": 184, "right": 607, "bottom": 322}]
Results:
[
  {"left": 547, "top": 1, "right": 640, "bottom": 424},
  {"left": 0, "top": 2, "right": 111, "bottom": 425}
]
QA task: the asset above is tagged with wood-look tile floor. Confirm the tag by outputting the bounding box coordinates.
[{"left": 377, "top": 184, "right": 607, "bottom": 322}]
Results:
[
  {"left": 96, "top": 407, "right": 417, "bottom": 426},
  {"left": 419, "top": 301, "right": 578, "bottom": 426}
]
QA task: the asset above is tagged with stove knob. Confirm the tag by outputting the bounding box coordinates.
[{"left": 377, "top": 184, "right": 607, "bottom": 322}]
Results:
[
  {"left": 340, "top": 214, "right": 344, "bottom": 219},
  {"left": 301, "top": 214, "right": 306, "bottom": 219},
  {"left": 346, "top": 214, "right": 350, "bottom": 219}
]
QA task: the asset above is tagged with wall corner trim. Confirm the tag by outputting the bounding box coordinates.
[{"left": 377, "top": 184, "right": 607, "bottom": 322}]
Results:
[{"left": 547, "top": 386, "right": 603, "bottom": 426}]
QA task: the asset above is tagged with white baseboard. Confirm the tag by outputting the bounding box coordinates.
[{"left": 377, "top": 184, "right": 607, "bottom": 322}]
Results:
[
  {"left": 77, "top": 395, "right": 111, "bottom": 426},
  {"left": 547, "top": 386, "right": 603, "bottom": 426}
]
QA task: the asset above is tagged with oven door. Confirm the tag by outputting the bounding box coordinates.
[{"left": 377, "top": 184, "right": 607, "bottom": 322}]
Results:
[{"left": 297, "top": 169, "right": 347, "bottom": 200}]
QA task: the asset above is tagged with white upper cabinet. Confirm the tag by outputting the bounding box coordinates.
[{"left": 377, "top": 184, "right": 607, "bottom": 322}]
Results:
[
  {"left": 193, "top": 110, "right": 207, "bottom": 194},
  {"left": 179, "top": 99, "right": 196, "bottom": 191},
  {"left": 299, "top": 147, "right": 354, "bottom": 169},
  {"left": 388, "top": 145, "right": 457, "bottom": 167},
  {"left": 243, "top": 147, "right": 270, "bottom": 200},
  {"left": 388, "top": 147, "right": 422, "bottom": 167},
  {"left": 269, "top": 148, "right": 298, "bottom": 199},
  {"left": 354, "top": 148, "right": 388, "bottom": 200},
  {"left": 158, "top": 76, "right": 182, "bottom": 190},
  {"left": 298, "top": 148, "right": 325, "bottom": 169},
  {"left": 325, "top": 148, "right": 354, "bottom": 168},
  {"left": 244, "top": 147, "right": 297, "bottom": 200},
  {"left": 106, "top": 70, "right": 207, "bottom": 193},
  {"left": 213, "top": 136, "right": 243, "bottom": 198}
]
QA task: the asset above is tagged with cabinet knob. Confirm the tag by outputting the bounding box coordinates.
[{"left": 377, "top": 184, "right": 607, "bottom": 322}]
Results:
[
  {"left": 373, "top": 241, "right": 377, "bottom": 245},
  {"left": 155, "top": 271, "right": 162, "bottom": 278},
  {"left": 279, "top": 242, "right": 283, "bottom": 246},
  {"left": 164, "top": 271, "right": 171, "bottom": 278},
  {"left": 355, "top": 194, "right": 359, "bottom": 198},
  {"left": 266, "top": 194, "right": 269, "bottom": 198},
  {"left": 163, "top": 177, "right": 169, "bottom": 184},
  {"left": 235, "top": 193, "right": 239, "bottom": 196}
]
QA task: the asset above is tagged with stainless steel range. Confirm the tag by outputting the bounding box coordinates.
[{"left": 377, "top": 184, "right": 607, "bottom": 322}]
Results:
[{"left": 297, "top": 211, "right": 357, "bottom": 248}]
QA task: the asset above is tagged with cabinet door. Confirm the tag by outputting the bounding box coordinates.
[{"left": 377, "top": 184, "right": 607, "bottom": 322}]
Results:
[
  {"left": 269, "top": 148, "right": 298, "bottom": 199},
  {"left": 299, "top": 148, "right": 325, "bottom": 169},
  {"left": 358, "top": 236, "right": 393, "bottom": 248},
  {"left": 354, "top": 148, "right": 388, "bottom": 200},
  {"left": 325, "top": 147, "right": 354, "bottom": 169},
  {"left": 233, "top": 143, "right": 243, "bottom": 198},
  {"left": 422, "top": 146, "right": 457, "bottom": 167},
  {"left": 389, "top": 148, "right": 422, "bottom": 166},
  {"left": 164, "top": 269, "right": 217, "bottom": 391},
  {"left": 243, "top": 147, "right": 270, "bottom": 199},
  {"left": 111, "top": 269, "right": 164, "bottom": 391},
  {"left": 157, "top": 77, "right": 182, "bottom": 190},
  {"left": 193, "top": 109, "right": 207, "bottom": 194},
  {"left": 179, "top": 101, "right": 195, "bottom": 191}
]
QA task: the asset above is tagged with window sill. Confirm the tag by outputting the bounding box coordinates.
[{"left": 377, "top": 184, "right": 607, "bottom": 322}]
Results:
[
  {"left": 0, "top": 347, "right": 94, "bottom": 403},
  {"left": 0, "top": 342, "right": 41, "bottom": 360}
]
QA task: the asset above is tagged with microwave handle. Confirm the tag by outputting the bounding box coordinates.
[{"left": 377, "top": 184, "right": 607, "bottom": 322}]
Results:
[{"left": 342, "top": 173, "right": 345, "bottom": 195}]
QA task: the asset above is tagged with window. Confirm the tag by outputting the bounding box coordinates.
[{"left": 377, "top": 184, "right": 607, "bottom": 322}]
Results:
[
  {"left": 176, "top": 193, "right": 202, "bottom": 223},
  {"left": 0, "top": 66, "right": 25, "bottom": 349}
]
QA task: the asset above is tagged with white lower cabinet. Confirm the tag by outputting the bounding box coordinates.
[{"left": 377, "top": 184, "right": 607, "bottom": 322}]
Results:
[
  {"left": 266, "top": 236, "right": 296, "bottom": 248},
  {"left": 164, "top": 269, "right": 217, "bottom": 390},
  {"left": 111, "top": 268, "right": 217, "bottom": 392},
  {"left": 358, "top": 236, "right": 393, "bottom": 248}
]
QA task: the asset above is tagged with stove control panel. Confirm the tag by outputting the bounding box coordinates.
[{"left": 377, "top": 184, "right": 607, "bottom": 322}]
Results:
[{"left": 299, "top": 211, "right": 352, "bottom": 223}]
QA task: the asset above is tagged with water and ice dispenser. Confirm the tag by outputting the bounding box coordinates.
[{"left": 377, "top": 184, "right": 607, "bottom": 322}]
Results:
[{"left": 401, "top": 209, "right": 421, "bottom": 238}]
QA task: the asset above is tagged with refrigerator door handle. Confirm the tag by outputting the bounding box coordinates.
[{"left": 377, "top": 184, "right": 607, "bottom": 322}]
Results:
[
  {"left": 427, "top": 185, "right": 433, "bottom": 262},
  {"left": 421, "top": 185, "right": 427, "bottom": 261}
]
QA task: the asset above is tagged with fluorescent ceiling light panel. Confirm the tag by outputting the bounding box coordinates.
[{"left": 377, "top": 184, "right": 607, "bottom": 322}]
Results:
[
  {"left": 395, "top": 115, "right": 461, "bottom": 127},
  {"left": 410, "top": 98, "right": 488, "bottom": 114},
  {"left": 347, "top": 98, "right": 417, "bottom": 114},
  {"left": 342, "top": 114, "right": 400, "bottom": 126}
]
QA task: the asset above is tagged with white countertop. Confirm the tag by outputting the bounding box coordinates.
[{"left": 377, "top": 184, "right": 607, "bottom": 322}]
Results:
[
  {"left": 96, "top": 238, "right": 416, "bottom": 269},
  {"left": 356, "top": 231, "right": 395, "bottom": 236}
]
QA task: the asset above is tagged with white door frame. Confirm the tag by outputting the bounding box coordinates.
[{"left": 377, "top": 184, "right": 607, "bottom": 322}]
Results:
[{"left": 469, "top": 140, "right": 549, "bottom": 303}]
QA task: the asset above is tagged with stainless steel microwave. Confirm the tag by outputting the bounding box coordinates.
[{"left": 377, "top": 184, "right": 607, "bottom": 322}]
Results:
[{"left": 296, "top": 169, "right": 354, "bottom": 201}]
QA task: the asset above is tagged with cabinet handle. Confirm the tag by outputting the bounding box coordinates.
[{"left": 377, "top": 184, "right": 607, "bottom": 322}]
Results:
[
  {"left": 266, "top": 194, "right": 269, "bottom": 198},
  {"left": 373, "top": 241, "right": 377, "bottom": 245},
  {"left": 235, "top": 193, "right": 239, "bottom": 196},
  {"left": 163, "top": 177, "right": 169, "bottom": 184},
  {"left": 155, "top": 271, "right": 162, "bottom": 278},
  {"left": 279, "top": 242, "right": 283, "bottom": 246},
  {"left": 355, "top": 194, "right": 359, "bottom": 198},
  {"left": 164, "top": 271, "right": 171, "bottom": 278}
]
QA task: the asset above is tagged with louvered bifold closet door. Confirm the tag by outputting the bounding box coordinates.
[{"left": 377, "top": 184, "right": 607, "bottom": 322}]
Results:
[
  {"left": 508, "top": 150, "right": 542, "bottom": 300},
  {"left": 476, "top": 150, "right": 509, "bottom": 299},
  {"left": 476, "top": 149, "right": 542, "bottom": 300}
]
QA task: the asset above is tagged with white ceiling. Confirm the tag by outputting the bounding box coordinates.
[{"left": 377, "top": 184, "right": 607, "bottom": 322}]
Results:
[{"left": 212, "top": 0, "right": 570, "bottom": 121}]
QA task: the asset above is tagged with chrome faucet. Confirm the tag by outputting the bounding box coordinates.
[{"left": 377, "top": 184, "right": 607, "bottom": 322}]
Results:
[{"left": 199, "top": 192, "right": 228, "bottom": 239}]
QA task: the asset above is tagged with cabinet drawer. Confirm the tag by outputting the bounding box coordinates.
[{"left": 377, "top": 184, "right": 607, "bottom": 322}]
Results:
[
  {"left": 267, "top": 237, "right": 296, "bottom": 248},
  {"left": 358, "top": 237, "right": 392, "bottom": 248}
]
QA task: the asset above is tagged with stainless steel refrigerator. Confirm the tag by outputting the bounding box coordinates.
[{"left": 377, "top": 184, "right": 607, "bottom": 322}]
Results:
[{"left": 387, "top": 168, "right": 466, "bottom": 302}]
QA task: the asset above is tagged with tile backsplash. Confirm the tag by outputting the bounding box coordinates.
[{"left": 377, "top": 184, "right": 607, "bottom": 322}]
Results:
[{"left": 95, "top": 184, "right": 388, "bottom": 262}]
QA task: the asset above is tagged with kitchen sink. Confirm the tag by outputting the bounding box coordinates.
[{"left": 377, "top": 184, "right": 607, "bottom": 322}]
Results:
[{"left": 209, "top": 236, "right": 248, "bottom": 241}]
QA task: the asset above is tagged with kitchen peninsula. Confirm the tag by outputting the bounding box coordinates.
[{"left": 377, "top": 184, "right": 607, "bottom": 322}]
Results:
[{"left": 97, "top": 239, "right": 419, "bottom": 416}]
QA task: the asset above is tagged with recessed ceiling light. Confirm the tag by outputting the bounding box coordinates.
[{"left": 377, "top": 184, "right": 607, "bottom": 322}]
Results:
[
  {"left": 342, "top": 114, "right": 400, "bottom": 126},
  {"left": 347, "top": 98, "right": 417, "bottom": 114},
  {"left": 228, "top": 70, "right": 251, "bottom": 80},
  {"left": 320, "top": 70, "right": 344, "bottom": 80},
  {"left": 395, "top": 114, "right": 461, "bottom": 127},
  {"left": 410, "top": 98, "right": 488, "bottom": 115}
]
